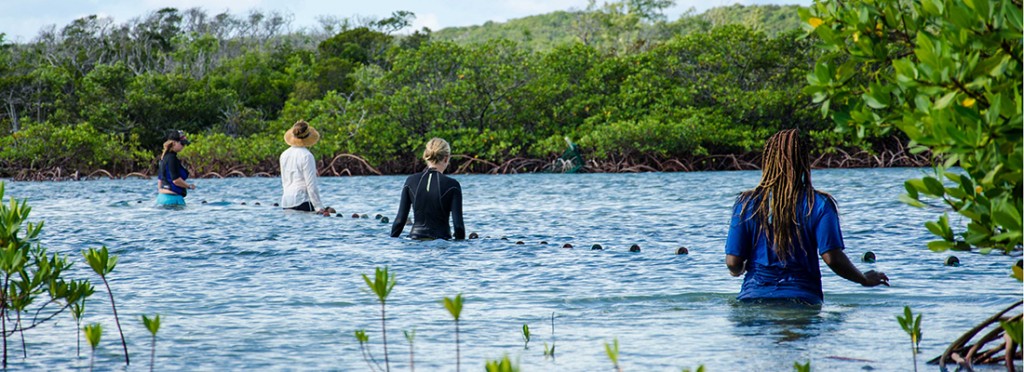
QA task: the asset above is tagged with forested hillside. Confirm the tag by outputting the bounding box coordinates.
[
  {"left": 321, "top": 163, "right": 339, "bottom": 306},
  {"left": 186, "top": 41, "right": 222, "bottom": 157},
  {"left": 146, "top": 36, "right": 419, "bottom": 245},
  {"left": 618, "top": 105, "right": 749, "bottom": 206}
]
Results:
[
  {"left": 0, "top": 2, "right": 910, "bottom": 179},
  {"left": 433, "top": 4, "right": 804, "bottom": 50}
]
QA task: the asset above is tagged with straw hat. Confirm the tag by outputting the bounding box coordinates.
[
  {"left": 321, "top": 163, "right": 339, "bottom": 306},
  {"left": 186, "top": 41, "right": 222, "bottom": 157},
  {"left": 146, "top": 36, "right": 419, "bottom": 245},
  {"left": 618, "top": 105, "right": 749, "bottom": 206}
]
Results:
[{"left": 284, "top": 120, "right": 320, "bottom": 147}]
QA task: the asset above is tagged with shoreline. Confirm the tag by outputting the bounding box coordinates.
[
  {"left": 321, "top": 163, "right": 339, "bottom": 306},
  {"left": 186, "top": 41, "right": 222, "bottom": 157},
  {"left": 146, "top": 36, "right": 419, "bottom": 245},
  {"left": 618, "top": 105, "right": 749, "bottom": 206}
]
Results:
[{"left": 1, "top": 147, "right": 931, "bottom": 181}]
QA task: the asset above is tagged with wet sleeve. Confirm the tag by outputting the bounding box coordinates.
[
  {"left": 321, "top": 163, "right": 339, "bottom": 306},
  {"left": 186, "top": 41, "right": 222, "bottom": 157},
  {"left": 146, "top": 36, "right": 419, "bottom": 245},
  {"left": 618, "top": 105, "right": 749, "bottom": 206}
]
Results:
[
  {"left": 451, "top": 186, "right": 465, "bottom": 240},
  {"left": 724, "top": 201, "right": 751, "bottom": 258},
  {"left": 815, "top": 197, "right": 845, "bottom": 255},
  {"left": 303, "top": 152, "right": 324, "bottom": 210},
  {"left": 390, "top": 184, "right": 411, "bottom": 237}
]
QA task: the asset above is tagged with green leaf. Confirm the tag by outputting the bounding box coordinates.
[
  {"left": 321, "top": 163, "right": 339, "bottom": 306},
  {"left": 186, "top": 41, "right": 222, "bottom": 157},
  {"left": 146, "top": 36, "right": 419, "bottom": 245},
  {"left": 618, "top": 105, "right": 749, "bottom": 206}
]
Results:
[
  {"left": 922, "top": 177, "right": 945, "bottom": 196},
  {"left": 443, "top": 293, "right": 464, "bottom": 321},
  {"left": 934, "top": 92, "right": 957, "bottom": 110},
  {"left": 142, "top": 314, "right": 160, "bottom": 335},
  {"left": 899, "top": 194, "right": 926, "bottom": 208},
  {"left": 928, "top": 240, "right": 953, "bottom": 252},
  {"left": 993, "top": 203, "right": 1022, "bottom": 231}
]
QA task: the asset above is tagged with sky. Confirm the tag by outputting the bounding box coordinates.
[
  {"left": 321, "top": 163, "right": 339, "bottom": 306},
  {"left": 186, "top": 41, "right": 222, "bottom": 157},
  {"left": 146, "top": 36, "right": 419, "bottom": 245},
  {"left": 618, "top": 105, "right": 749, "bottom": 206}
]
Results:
[{"left": 0, "top": 0, "right": 811, "bottom": 43}]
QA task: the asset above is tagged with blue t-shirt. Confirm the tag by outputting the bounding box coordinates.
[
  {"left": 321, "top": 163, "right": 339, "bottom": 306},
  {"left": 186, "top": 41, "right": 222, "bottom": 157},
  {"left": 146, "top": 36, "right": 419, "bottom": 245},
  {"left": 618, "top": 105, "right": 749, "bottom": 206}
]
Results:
[{"left": 724, "top": 191, "right": 844, "bottom": 304}]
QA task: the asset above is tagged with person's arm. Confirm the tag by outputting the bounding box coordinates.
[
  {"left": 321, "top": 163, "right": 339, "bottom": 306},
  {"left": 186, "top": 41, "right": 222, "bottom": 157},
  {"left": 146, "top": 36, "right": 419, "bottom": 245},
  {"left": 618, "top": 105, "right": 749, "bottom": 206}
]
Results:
[
  {"left": 814, "top": 195, "right": 888, "bottom": 286},
  {"left": 450, "top": 187, "right": 465, "bottom": 240},
  {"left": 726, "top": 254, "right": 746, "bottom": 277},
  {"left": 302, "top": 152, "right": 325, "bottom": 212},
  {"left": 171, "top": 178, "right": 195, "bottom": 190},
  {"left": 168, "top": 156, "right": 194, "bottom": 190},
  {"left": 390, "top": 185, "right": 412, "bottom": 237},
  {"left": 821, "top": 249, "right": 889, "bottom": 286},
  {"left": 724, "top": 200, "right": 750, "bottom": 276}
]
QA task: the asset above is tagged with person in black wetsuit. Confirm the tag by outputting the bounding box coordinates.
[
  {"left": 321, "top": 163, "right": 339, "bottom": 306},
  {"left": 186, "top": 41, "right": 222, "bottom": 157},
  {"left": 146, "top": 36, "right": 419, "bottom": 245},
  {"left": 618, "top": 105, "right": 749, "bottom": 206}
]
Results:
[
  {"left": 155, "top": 129, "right": 196, "bottom": 206},
  {"left": 390, "top": 138, "right": 466, "bottom": 240}
]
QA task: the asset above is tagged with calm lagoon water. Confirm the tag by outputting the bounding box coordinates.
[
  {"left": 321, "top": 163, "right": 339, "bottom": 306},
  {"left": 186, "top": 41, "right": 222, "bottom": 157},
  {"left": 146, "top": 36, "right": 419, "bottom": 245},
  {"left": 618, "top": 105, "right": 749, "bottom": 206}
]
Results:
[{"left": 2, "top": 168, "right": 1020, "bottom": 371}]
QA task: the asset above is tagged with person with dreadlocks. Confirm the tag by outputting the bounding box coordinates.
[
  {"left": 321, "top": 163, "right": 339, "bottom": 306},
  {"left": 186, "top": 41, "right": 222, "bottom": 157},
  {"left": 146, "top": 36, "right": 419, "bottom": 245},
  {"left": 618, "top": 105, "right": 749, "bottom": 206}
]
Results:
[{"left": 725, "top": 129, "right": 888, "bottom": 305}]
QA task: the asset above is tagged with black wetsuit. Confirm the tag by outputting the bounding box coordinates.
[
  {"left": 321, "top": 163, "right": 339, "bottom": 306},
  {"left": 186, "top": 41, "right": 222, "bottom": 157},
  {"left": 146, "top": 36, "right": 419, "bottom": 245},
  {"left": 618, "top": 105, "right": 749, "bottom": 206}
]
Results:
[
  {"left": 391, "top": 168, "right": 465, "bottom": 240},
  {"left": 157, "top": 152, "right": 188, "bottom": 197}
]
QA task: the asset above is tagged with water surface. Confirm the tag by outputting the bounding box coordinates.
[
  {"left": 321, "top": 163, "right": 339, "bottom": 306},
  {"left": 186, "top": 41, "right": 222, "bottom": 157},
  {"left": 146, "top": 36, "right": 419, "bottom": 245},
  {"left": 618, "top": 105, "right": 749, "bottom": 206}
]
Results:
[{"left": 2, "top": 168, "right": 1020, "bottom": 371}]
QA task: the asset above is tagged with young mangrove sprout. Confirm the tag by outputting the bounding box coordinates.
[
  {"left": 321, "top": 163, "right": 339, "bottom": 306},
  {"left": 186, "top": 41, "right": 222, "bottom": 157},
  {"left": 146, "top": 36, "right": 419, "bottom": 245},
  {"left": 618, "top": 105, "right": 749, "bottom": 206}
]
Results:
[
  {"left": 403, "top": 329, "right": 415, "bottom": 372},
  {"left": 604, "top": 338, "right": 621, "bottom": 372},
  {"left": 543, "top": 312, "right": 556, "bottom": 359},
  {"left": 442, "top": 293, "right": 464, "bottom": 372},
  {"left": 71, "top": 297, "right": 88, "bottom": 357},
  {"left": 362, "top": 267, "right": 396, "bottom": 372},
  {"left": 521, "top": 324, "right": 530, "bottom": 350},
  {"left": 142, "top": 314, "right": 160, "bottom": 372},
  {"left": 84, "top": 246, "right": 128, "bottom": 366},
  {"left": 793, "top": 361, "right": 811, "bottom": 372},
  {"left": 896, "top": 306, "right": 922, "bottom": 372},
  {"left": 0, "top": 183, "right": 96, "bottom": 368},
  {"left": 354, "top": 329, "right": 383, "bottom": 372},
  {"left": 683, "top": 366, "right": 706, "bottom": 372},
  {"left": 484, "top": 354, "right": 520, "bottom": 372},
  {"left": 83, "top": 323, "right": 102, "bottom": 372}
]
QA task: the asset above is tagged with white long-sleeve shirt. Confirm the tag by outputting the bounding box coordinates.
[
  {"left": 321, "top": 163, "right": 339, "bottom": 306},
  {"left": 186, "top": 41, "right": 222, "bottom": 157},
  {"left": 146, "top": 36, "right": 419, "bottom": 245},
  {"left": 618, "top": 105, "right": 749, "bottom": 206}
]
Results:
[{"left": 280, "top": 146, "right": 324, "bottom": 210}]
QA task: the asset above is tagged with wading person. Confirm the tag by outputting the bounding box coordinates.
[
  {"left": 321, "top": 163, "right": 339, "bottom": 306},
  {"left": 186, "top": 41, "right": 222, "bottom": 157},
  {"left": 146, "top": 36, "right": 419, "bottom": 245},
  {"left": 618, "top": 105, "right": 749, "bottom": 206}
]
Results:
[
  {"left": 280, "top": 120, "right": 331, "bottom": 215},
  {"left": 390, "top": 137, "right": 465, "bottom": 240},
  {"left": 156, "top": 130, "right": 195, "bottom": 206},
  {"left": 725, "top": 129, "right": 888, "bottom": 305}
]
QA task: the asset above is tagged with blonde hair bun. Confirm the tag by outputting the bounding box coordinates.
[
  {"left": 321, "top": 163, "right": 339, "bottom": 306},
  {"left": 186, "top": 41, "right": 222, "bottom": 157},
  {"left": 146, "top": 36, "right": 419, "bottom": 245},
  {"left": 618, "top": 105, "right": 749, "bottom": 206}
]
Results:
[{"left": 423, "top": 137, "right": 451, "bottom": 163}]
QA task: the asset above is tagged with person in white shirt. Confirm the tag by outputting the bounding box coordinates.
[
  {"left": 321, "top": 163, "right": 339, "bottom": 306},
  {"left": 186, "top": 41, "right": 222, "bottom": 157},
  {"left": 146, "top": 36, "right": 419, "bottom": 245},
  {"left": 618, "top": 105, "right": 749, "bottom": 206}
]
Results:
[{"left": 280, "top": 120, "right": 332, "bottom": 215}]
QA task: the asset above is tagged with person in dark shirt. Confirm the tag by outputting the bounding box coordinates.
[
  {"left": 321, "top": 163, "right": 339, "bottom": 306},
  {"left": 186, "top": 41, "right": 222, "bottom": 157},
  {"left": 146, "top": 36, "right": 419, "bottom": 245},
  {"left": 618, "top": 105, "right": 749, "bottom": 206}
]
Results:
[
  {"left": 156, "top": 130, "right": 196, "bottom": 206},
  {"left": 391, "top": 137, "right": 465, "bottom": 240}
]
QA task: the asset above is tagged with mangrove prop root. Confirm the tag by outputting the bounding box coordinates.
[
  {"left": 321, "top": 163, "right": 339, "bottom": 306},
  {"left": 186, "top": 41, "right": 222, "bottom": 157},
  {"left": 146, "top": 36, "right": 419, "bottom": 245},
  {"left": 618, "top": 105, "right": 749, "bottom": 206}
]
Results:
[
  {"left": 3, "top": 142, "right": 934, "bottom": 180},
  {"left": 327, "top": 154, "right": 382, "bottom": 176},
  {"left": 935, "top": 300, "right": 1023, "bottom": 370}
]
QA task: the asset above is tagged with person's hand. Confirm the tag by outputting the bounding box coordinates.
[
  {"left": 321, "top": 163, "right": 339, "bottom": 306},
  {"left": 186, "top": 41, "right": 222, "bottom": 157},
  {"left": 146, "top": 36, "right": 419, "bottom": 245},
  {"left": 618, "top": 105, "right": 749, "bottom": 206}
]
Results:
[
  {"left": 862, "top": 270, "right": 889, "bottom": 287},
  {"left": 188, "top": 183, "right": 196, "bottom": 190}
]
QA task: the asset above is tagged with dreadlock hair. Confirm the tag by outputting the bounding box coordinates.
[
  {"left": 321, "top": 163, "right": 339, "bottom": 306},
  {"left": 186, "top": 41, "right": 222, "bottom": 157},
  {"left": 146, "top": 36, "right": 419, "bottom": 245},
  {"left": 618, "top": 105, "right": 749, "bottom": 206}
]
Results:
[{"left": 738, "top": 129, "right": 832, "bottom": 261}]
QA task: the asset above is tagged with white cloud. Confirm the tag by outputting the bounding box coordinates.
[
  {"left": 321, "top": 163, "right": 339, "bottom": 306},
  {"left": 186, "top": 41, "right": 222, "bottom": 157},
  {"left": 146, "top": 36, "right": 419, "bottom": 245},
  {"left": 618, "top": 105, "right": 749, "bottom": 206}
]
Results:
[
  {"left": 141, "top": 0, "right": 267, "bottom": 12},
  {"left": 411, "top": 12, "right": 441, "bottom": 32},
  {"left": 497, "top": 0, "right": 585, "bottom": 14}
]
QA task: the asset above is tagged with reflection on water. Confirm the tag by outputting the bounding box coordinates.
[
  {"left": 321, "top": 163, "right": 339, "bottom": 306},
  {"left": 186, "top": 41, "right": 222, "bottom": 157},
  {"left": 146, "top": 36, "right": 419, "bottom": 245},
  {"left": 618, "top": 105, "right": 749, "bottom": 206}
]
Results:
[
  {"left": 0, "top": 168, "right": 1020, "bottom": 371},
  {"left": 729, "top": 300, "right": 833, "bottom": 343}
]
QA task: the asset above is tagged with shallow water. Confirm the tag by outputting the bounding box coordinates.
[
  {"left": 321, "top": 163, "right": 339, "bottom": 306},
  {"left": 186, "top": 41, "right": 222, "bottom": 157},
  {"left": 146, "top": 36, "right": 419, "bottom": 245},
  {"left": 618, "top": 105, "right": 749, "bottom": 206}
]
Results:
[{"left": 1, "top": 168, "right": 1020, "bottom": 371}]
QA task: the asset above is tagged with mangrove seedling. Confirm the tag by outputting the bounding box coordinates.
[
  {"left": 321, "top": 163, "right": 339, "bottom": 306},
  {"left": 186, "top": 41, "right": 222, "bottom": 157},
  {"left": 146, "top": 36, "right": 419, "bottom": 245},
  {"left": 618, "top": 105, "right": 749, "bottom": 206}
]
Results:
[
  {"left": 442, "top": 293, "right": 464, "bottom": 372},
  {"left": 84, "top": 323, "right": 102, "bottom": 372},
  {"left": 484, "top": 354, "right": 520, "bottom": 372},
  {"left": 84, "top": 246, "right": 129, "bottom": 365},
  {"left": 793, "top": 361, "right": 811, "bottom": 372},
  {"left": 362, "top": 267, "right": 396, "bottom": 372},
  {"left": 522, "top": 324, "right": 530, "bottom": 349},
  {"left": 604, "top": 338, "right": 621, "bottom": 372},
  {"left": 355, "top": 329, "right": 383, "bottom": 372},
  {"left": 404, "top": 329, "right": 415, "bottom": 372},
  {"left": 682, "top": 366, "right": 706, "bottom": 372},
  {"left": 142, "top": 314, "right": 160, "bottom": 372},
  {"left": 0, "top": 183, "right": 97, "bottom": 369},
  {"left": 71, "top": 299, "right": 87, "bottom": 357},
  {"left": 896, "top": 306, "right": 922, "bottom": 372},
  {"left": 543, "top": 312, "right": 556, "bottom": 359}
]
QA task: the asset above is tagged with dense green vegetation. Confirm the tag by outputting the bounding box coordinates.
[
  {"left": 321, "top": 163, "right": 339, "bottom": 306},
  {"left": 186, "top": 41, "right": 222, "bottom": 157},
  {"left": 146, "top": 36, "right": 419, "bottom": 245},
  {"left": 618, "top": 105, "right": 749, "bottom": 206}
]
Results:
[
  {"left": 0, "top": 3, "right": 903, "bottom": 178},
  {"left": 803, "top": 0, "right": 1022, "bottom": 253}
]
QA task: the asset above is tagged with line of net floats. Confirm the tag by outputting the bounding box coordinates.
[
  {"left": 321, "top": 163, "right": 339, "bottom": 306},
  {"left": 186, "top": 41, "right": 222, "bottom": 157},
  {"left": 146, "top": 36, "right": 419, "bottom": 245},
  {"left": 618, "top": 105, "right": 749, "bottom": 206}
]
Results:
[{"left": 127, "top": 198, "right": 1014, "bottom": 269}]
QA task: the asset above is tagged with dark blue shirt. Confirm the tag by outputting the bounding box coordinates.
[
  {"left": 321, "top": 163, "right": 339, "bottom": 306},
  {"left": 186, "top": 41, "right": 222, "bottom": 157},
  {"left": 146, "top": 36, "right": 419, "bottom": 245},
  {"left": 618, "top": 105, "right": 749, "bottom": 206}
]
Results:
[{"left": 725, "top": 192, "right": 844, "bottom": 304}]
